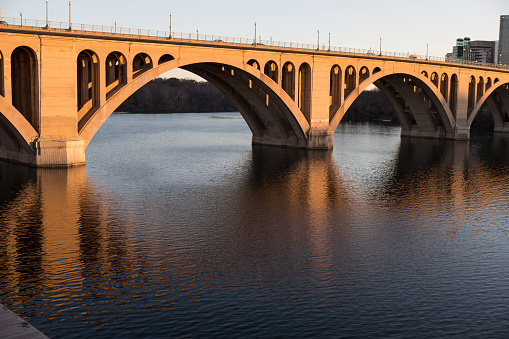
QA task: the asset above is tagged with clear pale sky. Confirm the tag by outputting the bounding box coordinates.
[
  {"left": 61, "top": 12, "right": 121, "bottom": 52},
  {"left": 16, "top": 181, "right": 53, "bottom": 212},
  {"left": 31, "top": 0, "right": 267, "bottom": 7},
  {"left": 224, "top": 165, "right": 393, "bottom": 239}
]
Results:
[{"left": 2, "top": 0, "right": 508, "bottom": 79}]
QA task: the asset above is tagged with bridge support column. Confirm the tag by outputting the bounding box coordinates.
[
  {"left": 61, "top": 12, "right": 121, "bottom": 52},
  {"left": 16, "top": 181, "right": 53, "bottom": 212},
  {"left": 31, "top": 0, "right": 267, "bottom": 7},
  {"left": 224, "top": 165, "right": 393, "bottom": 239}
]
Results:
[
  {"left": 307, "top": 129, "right": 333, "bottom": 149},
  {"left": 32, "top": 139, "right": 86, "bottom": 167}
]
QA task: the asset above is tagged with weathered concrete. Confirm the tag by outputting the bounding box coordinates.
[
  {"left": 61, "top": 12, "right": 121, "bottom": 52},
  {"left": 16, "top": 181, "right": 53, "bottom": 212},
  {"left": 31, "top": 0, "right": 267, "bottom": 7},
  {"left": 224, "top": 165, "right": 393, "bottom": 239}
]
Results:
[
  {"left": 0, "top": 304, "right": 49, "bottom": 339},
  {"left": 0, "top": 24, "right": 509, "bottom": 166}
]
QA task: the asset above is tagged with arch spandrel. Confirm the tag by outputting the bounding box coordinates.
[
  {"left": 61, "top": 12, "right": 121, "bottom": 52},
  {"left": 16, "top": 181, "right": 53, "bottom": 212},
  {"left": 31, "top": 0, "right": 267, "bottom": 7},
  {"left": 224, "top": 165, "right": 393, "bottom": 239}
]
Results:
[{"left": 78, "top": 55, "right": 309, "bottom": 148}]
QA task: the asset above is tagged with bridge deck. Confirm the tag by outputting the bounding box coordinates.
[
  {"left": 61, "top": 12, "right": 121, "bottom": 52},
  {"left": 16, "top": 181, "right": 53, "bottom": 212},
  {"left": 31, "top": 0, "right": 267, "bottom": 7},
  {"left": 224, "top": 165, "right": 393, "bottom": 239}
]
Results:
[{"left": 0, "top": 304, "right": 49, "bottom": 339}]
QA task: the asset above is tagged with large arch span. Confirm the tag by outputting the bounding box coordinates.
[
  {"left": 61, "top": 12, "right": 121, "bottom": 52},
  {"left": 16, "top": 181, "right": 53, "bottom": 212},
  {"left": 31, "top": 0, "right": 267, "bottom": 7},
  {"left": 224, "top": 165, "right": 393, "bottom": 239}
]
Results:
[{"left": 78, "top": 57, "right": 310, "bottom": 149}]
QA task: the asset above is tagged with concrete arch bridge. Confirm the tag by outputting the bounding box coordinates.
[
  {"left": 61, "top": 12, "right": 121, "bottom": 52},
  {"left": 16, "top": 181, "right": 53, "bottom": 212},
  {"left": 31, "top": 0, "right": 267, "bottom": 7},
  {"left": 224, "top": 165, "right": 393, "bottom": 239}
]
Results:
[{"left": 1, "top": 24, "right": 509, "bottom": 166}]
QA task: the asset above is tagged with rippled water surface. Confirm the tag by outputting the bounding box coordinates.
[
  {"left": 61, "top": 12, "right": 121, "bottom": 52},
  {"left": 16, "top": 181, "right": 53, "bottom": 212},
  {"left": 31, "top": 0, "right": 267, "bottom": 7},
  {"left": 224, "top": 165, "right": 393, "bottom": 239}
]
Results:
[{"left": 2, "top": 113, "right": 509, "bottom": 338}]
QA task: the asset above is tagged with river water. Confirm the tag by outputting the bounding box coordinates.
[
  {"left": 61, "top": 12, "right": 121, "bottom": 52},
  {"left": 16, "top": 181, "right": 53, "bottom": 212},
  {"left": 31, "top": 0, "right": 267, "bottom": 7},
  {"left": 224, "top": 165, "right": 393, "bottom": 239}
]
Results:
[{"left": 1, "top": 113, "right": 509, "bottom": 338}]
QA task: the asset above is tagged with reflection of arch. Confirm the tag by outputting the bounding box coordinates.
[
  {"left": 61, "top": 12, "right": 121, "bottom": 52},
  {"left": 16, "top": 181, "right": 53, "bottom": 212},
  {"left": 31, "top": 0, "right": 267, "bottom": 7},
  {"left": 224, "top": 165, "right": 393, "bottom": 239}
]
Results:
[
  {"left": 477, "top": 77, "right": 484, "bottom": 102},
  {"left": 344, "top": 66, "right": 356, "bottom": 98},
  {"left": 373, "top": 67, "right": 381, "bottom": 74},
  {"left": 77, "top": 50, "right": 100, "bottom": 130},
  {"left": 282, "top": 62, "right": 295, "bottom": 100},
  {"left": 158, "top": 54, "right": 174, "bottom": 65},
  {"left": 298, "top": 63, "right": 312, "bottom": 123},
  {"left": 133, "top": 53, "right": 153, "bottom": 78},
  {"left": 440, "top": 73, "right": 448, "bottom": 101},
  {"left": 330, "top": 65, "right": 342, "bottom": 119},
  {"left": 12, "top": 46, "right": 39, "bottom": 131},
  {"left": 421, "top": 71, "right": 428, "bottom": 78},
  {"left": 0, "top": 50, "right": 4, "bottom": 97},
  {"left": 105, "top": 51, "right": 127, "bottom": 99},
  {"left": 264, "top": 60, "right": 278, "bottom": 83},
  {"left": 430, "top": 72, "right": 438, "bottom": 87},
  {"left": 486, "top": 77, "right": 492, "bottom": 91},
  {"left": 247, "top": 59, "right": 260, "bottom": 70},
  {"left": 449, "top": 74, "right": 458, "bottom": 117},
  {"left": 359, "top": 66, "right": 369, "bottom": 83},
  {"left": 468, "top": 76, "right": 476, "bottom": 114}
]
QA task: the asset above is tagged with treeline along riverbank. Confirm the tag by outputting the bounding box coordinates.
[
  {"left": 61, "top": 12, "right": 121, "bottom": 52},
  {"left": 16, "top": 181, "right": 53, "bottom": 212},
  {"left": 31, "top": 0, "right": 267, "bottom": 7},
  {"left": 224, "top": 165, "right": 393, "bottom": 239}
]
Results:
[{"left": 116, "top": 77, "right": 493, "bottom": 125}]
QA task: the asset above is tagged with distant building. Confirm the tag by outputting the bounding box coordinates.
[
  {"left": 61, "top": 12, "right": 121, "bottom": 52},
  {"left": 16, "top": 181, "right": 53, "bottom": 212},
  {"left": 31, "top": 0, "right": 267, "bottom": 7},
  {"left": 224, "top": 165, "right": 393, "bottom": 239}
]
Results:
[
  {"left": 446, "top": 37, "right": 496, "bottom": 63},
  {"left": 495, "top": 40, "right": 499, "bottom": 64},
  {"left": 470, "top": 40, "right": 495, "bottom": 63},
  {"left": 447, "top": 37, "right": 474, "bottom": 61},
  {"left": 499, "top": 15, "right": 509, "bottom": 65}
]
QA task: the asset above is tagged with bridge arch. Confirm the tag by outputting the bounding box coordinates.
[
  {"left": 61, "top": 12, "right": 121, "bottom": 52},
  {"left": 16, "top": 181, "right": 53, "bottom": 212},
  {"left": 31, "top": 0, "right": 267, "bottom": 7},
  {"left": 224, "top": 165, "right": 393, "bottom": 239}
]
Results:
[
  {"left": 468, "top": 80, "right": 509, "bottom": 129},
  {"left": 78, "top": 56, "right": 310, "bottom": 150},
  {"left": 0, "top": 95, "right": 38, "bottom": 157},
  {"left": 329, "top": 66, "right": 456, "bottom": 139},
  {"left": 468, "top": 76, "right": 476, "bottom": 115},
  {"left": 11, "top": 46, "right": 39, "bottom": 132},
  {"left": 486, "top": 77, "right": 492, "bottom": 91}
]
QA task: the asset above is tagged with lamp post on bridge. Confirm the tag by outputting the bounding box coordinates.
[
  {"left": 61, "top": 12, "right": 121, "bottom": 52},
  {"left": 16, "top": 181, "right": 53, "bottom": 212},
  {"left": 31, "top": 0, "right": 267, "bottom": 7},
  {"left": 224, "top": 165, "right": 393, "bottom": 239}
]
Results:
[
  {"left": 68, "top": 1, "right": 71, "bottom": 30},
  {"left": 254, "top": 22, "right": 257, "bottom": 46},
  {"left": 169, "top": 13, "right": 172, "bottom": 39},
  {"left": 328, "top": 31, "right": 331, "bottom": 51},
  {"left": 20, "top": 12, "right": 22, "bottom": 26},
  {"left": 426, "top": 43, "right": 429, "bottom": 60},
  {"left": 317, "top": 29, "right": 319, "bottom": 51},
  {"left": 379, "top": 37, "right": 382, "bottom": 56},
  {"left": 45, "top": 0, "right": 49, "bottom": 28}
]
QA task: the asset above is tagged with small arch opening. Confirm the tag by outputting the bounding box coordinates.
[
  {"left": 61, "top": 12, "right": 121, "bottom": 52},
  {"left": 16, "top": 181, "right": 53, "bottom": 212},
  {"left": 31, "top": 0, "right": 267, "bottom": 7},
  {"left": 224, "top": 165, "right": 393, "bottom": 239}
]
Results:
[
  {"left": 359, "top": 66, "right": 370, "bottom": 83},
  {"left": 0, "top": 51, "right": 4, "bottom": 97},
  {"left": 494, "top": 78, "right": 500, "bottom": 83},
  {"left": 106, "top": 51, "right": 127, "bottom": 99},
  {"left": 421, "top": 71, "right": 428, "bottom": 78},
  {"left": 133, "top": 53, "right": 153, "bottom": 78},
  {"left": 373, "top": 67, "right": 381, "bottom": 74},
  {"left": 282, "top": 61, "right": 295, "bottom": 100},
  {"left": 477, "top": 77, "right": 484, "bottom": 102},
  {"left": 440, "top": 73, "right": 448, "bottom": 101},
  {"left": 486, "top": 77, "right": 492, "bottom": 91},
  {"left": 468, "top": 75, "right": 476, "bottom": 114},
  {"left": 158, "top": 54, "right": 175, "bottom": 65},
  {"left": 77, "top": 49, "right": 100, "bottom": 128},
  {"left": 12, "top": 46, "right": 39, "bottom": 131},
  {"left": 330, "top": 65, "right": 342, "bottom": 119},
  {"left": 449, "top": 74, "right": 458, "bottom": 117},
  {"left": 344, "top": 66, "right": 356, "bottom": 98},
  {"left": 298, "top": 63, "right": 312, "bottom": 122},
  {"left": 247, "top": 59, "right": 260, "bottom": 70},
  {"left": 264, "top": 60, "right": 278, "bottom": 83},
  {"left": 430, "top": 72, "right": 438, "bottom": 87}
]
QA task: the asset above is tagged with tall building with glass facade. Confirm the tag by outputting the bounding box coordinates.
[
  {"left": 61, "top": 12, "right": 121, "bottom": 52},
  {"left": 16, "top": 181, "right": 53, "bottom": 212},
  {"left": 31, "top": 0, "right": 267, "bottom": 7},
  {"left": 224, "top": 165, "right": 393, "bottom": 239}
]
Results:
[{"left": 499, "top": 15, "right": 509, "bottom": 65}]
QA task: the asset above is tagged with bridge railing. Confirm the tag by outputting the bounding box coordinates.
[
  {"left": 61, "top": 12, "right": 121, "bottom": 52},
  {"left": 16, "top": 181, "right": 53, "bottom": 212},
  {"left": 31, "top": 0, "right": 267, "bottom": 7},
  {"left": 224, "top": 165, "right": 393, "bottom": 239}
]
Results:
[{"left": 1, "top": 16, "right": 508, "bottom": 71}]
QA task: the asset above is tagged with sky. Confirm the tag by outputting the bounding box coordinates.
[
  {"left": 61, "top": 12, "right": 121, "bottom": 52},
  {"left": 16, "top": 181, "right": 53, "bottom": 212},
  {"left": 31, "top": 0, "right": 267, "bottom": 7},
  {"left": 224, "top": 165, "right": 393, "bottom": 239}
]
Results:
[{"left": 2, "top": 0, "right": 509, "bottom": 80}]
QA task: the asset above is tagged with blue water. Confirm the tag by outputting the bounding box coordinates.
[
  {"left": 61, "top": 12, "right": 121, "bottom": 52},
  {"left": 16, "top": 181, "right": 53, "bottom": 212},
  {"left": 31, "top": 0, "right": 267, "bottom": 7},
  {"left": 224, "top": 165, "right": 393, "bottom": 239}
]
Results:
[{"left": 1, "top": 113, "right": 509, "bottom": 338}]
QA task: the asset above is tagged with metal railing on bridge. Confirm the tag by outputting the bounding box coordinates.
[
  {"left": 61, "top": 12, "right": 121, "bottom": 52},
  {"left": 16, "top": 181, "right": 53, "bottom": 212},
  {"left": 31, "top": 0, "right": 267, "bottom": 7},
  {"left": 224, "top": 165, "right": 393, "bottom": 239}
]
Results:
[{"left": 1, "top": 16, "right": 508, "bottom": 71}]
